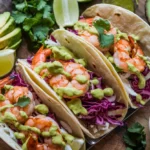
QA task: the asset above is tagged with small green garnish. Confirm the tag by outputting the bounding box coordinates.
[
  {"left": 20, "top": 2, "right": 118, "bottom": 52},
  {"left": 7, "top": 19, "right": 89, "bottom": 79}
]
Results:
[
  {"left": 93, "top": 18, "right": 114, "bottom": 48},
  {"left": 123, "top": 122, "right": 146, "bottom": 150},
  {"left": 14, "top": 96, "right": 30, "bottom": 107}
]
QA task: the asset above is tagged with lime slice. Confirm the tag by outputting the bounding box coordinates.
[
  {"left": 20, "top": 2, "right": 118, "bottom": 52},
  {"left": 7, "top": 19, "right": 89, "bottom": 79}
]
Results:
[
  {"left": 53, "top": 0, "right": 79, "bottom": 28},
  {"left": 0, "top": 49, "right": 15, "bottom": 77}
]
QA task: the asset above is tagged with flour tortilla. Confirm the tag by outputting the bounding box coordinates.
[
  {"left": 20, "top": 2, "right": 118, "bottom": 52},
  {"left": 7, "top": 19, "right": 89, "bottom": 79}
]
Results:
[
  {"left": 18, "top": 29, "right": 128, "bottom": 138},
  {"left": 80, "top": 4, "right": 150, "bottom": 108},
  {"left": 0, "top": 63, "right": 85, "bottom": 150}
]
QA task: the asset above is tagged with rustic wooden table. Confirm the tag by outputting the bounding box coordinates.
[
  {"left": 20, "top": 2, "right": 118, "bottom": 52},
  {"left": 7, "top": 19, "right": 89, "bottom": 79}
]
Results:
[{"left": 1, "top": 0, "right": 150, "bottom": 150}]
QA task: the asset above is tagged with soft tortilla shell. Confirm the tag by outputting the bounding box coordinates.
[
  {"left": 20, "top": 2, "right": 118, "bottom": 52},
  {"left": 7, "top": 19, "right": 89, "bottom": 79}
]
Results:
[
  {"left": 19, "top": 29, "right": 128, "bottom": 138},
  {"left": 82, "top": 4, "right": 150, "bottom": 108}
]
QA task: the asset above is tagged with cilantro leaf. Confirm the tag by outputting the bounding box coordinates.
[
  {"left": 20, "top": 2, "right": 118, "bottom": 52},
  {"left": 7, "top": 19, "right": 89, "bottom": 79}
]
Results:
[
  {"left": 23, "top": 13, "right": 42, "bottom": 31},
  {"left": 127, "top": 122, "right": 144, "bottom": 134},
  {"left": 16, "top": 2, "right": 26, "bottom": 11},
  {"left": 123, "top": 122, "right": 146, "bottom": 150},
  {"left": 100, "top": 34, "right": 114, "bottom": 48},
  {"left": 93, "top": 18, "right": 111, "bottom": 33},
  {"left": 37, "top": 0, "right": 46, "bottom": 11},
  {"left": 93, "top": 18, "right": 114, "bottom": 48},
  {"left": 43, "top": 5, "right": 52, "bottom": 18},
  {"left": 123, "top": 132, "right": 136, "bottom": 147},
  {"left": 12, "top": 11, "right": 28, "bottom": 24},
  {"left": 14, "top": 96, "right": 30, "bottom": 107},
  {"left": 32, "top": 25, "right": 49, "bottom": 40}
]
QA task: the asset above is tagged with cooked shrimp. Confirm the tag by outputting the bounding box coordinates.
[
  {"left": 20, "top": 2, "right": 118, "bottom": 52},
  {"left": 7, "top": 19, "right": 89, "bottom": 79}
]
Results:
[
  {"left": 24, "top": 115, "right": 63, "bottom": 150},
  {"left": 0, "top": 76, "right": 35, "bottom": 123},
  {"left": 31, "top": 46, "right": 52, "bottom": 69},
  {"left": 0, "top": 76, "right": 13, "bottom": 89},
  {"left": 77, "top": 17, "right": 117, "bottom": 52},
  {"left": 49, "top": 62, "right": 90, "bottom": 98},
  {"left": 113, "top": 36, "right": 146, "bottom": 72}
]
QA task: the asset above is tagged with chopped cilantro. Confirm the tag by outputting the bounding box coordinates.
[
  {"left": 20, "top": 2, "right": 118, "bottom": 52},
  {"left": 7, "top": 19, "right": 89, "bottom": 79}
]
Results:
[
  {"left": 123, "top": 122, "right": 146, "bottom": 150},
  {"left": 14, "top": 96, "right": 30, "bottom": 107},
  {"left": 12, "top": 0, "right": 56, "bottom": 50},
  {"left": 93, "top": 18, "right": 114, "bottom": 48}
]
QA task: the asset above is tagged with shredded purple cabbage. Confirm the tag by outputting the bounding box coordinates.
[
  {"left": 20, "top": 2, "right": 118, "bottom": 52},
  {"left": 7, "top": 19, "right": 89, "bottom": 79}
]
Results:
[
  {"left": 77, "top": 72, "right": 125, "bottom": 126},
  {"left": 67, "top": 29, "right": 78, "bottom": 35},
  {"left": 27, "top": 56, "right": 33, "bottom": 64},
  {"left": 50, "top": 35, "right": 57, "bottom": 42},
  {"left": 79, "top": 16, "right": 84, "bottom": 19},
  {"left": 10, "top": 72, "right": 29, "bottom": 87},
  {"left": 129, "top": 66, "right": 150, "bottom": 105}
]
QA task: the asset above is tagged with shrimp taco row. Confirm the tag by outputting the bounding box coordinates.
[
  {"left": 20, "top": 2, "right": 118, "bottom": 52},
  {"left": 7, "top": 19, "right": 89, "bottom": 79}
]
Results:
[
  {"left": 18, "top": 29, "right": 128, "bottom": 139},
  {"left": 69, "top": 4, "right": 150, "bottom": 108},
  {"left": 0, "top": 63, "right": 85, "bottom": 150}
]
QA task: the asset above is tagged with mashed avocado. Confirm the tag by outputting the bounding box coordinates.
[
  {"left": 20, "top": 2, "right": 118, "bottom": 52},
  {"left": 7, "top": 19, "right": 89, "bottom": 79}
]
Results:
[
  {"left": 51, "top": 46, "right": 74, "bottom": 60},
  {"left": 20, "top": 111, "right": 28, "bottom": 119},
  {"left": 103, "top": 88, "right": 114, "bottom": 96},
  {"left": 0, "top": 94, "right": 5, "bottom": 101},
  {"left": 63, "top": 133, "right": 75, "bottom": 144},
  {"left": 90, "top": 78, "right": 99, "bottom": 85},
  {"left": 128, "top": 63, "right": 146, "bottom": 89},
  {"left": 67, "top": 98, "right": 88, "bottom": 115},
  {"left": 76, "top": 75, "right": 88, "bottom": 84},
  {"left": 52, "top": 134, "right": 66, "bottom": 147},
  {"left": 91, "top": 89, "right": 104, "bottom": 99},
  {"left": 56, "top": 87, "right": 83, "bottom": 98},
  {"left": 35, "top": 104, "right": 49, "bottom": 115},
  {"left": 14, "top": 132, "right": 25, "bottom": 140},
  {"left": 4, "top": 85, "right": 13, "bottom": 91},
  {"left": 74, "top": 21, "right": 98, "bottom": 35}
]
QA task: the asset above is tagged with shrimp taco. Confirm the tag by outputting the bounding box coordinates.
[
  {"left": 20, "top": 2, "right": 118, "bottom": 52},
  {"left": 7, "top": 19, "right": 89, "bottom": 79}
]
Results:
[
  {"left": 0, "top": 63, "right": 85, "bottom": 150},
  {"left": 70, "top": 4, "right": 150, "bottom": 108},
  {"left": 18, "top": 29, "right": 128, "bottom": 139}
]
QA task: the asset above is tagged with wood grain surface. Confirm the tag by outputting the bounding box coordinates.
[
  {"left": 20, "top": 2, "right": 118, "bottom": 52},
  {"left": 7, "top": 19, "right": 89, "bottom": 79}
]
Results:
[{"left": 1, "top": 0, "right": 149, "bottom": 150}]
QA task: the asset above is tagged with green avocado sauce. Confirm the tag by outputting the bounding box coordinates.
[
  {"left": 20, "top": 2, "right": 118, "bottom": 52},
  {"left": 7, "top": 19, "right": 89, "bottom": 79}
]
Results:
[
  {"left": 35, "top": 104, "right": 49, "bottom": 115},
  {"left": 34, "top": 61, "right": 70, "bottom": 78},
  {"left": 0, "top": 94, "right": 5, "bottom": 101},
  {"left": 116, "top": 29, "right": 128, "bottom": 41},
  {"left": 56, "top": 87, "right": 83, "bottom": 98},
  {"left": 74, "top": 58, "right": 86, "bottom": 67},
  {"left": 76, "top": 75, "right": 88, "bottom": 84},
  {"left": 67, "top": 98, "right": 88, "bottom": 115},
  {"left": 52, "top": 134, "right": 66, "bottom": 147},
  {"left": 136, "top": 94, "right": 146, "bottom": 105},
  {"left": 91, "top": 89, "right": 104, "bottom": 100},
  {"left": 91, "top": 88, "right": 114, "bottom": 99},
  {"left": 74, "top": 21, "right": 98, "bottom": 35},
  {"left": 22, "top": 136, "right": 30, "bottom": 150},
  {"left": 2, "top": 112, "right": 17, "bottom": 123},
  {"left": 63, "top": 133, "right": 74, "bottom": 144},
  {"left": 90, "top": 78, "right": 99, "bottom": 85},
  {"left": 14, "top": 132, "right": 25, "bottom": 141},
  {"left": 20, "top": 111, "right": 28, "bottom": 119},
  {"left": 41, "top": 125, "right": 58, "bottom": 137},
  {"left": 51, "top": 46, "right": 74, "bottom": 60},
  {"left": 139, "top": 55, "right": 150, "bottom": 69},
  {"left": 128, "top": 63, "right": 146, "bottom": 89},
  {"left": 4, "top": 85, "right": 14, "bottom": 91},
  {"left": 0, "top": 104, "right": 14, "bottom": 112}
]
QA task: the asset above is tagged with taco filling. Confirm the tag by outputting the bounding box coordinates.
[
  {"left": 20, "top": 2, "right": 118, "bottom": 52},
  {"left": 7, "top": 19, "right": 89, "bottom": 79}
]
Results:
[
  {"left": 71, "top": 16, "right": 150, "bottom": 107},
  {"left": 28, "top": 39, "right": 126, "bottom": 134},
  {"left": 0, "top": 71, "right": 84, "bottom": 150}
]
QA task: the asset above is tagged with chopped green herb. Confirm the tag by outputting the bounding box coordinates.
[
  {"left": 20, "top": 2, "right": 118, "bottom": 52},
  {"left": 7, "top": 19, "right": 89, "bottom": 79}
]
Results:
[
  {"left": 12, "top": 0, "right": 55, "bottom": 50},
  {"left": 93, "top": 18, "right": 114, "bottom": 48},
  {"left": 14, "top": 96, "right": 30, "bottom": 107},
  {"left": 123, "top": 122, "right": 146, "bottom": 150}
]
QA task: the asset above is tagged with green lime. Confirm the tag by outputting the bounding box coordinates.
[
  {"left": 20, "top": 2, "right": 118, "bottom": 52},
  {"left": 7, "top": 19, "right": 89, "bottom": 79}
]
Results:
[
  {"left": 0, "top": 49, "right": 15, "bottom": 77},
  {"left": 103, "top": 0, "right": 134, "bottom": 12},
  {"left": 53, "top": 0, "right": 79, "bottom": 28}
]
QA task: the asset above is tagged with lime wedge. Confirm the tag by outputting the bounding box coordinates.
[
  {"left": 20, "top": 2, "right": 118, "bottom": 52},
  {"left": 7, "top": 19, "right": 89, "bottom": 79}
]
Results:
[
  {"left": 0, "top": 49, "right": 15, "bottom": 77},
  {"left": 53, "top": 0, "right": 79, "bottom": 28}
]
